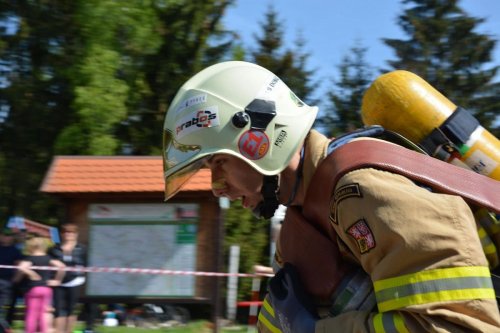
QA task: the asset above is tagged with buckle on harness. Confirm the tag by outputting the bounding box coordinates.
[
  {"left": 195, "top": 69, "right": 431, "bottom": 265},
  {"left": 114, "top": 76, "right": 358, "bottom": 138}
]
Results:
[{"left": 420, "top": 107, "right": 480, "bottom": 160}]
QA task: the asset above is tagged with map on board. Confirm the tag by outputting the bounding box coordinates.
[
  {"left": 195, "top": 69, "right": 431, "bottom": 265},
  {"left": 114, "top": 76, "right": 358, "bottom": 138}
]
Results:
[{"left": 86, "top": 223, "right": 197, "bottom": 297}]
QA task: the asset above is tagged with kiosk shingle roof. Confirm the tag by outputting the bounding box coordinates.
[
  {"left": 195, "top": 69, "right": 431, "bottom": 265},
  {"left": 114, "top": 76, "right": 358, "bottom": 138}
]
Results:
[{"left": 40, "top": 156, "right": 211, "bottom": 193}]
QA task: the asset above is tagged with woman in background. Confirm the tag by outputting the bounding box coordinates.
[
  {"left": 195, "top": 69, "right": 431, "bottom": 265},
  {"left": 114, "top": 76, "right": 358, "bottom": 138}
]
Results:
[
  {"left": 13, "top": 236, "right": 65, "bottom": 333},
  {"left": 49, "top": 224, "right": 87, "bottom": 333}
]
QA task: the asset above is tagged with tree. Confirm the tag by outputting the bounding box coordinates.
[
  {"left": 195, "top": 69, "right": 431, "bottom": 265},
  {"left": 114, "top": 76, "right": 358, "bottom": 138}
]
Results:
[
  {"left": 54, "top": 0, "right": 162, "bottom": 155},
  {"left": 286, "top": 32, "right": 320, "bottom": 106},
  {"left": 383, "top": 0, "right": 499, "bottom": 133},
  {"left": 321, "top": 42, "right": 374, "bottom": 136},
  {"left": 0, "top": 0, "right": 236, "bottom": 221},
  {"left": 0, "top": 1, "right": 80, "bottom": 221},
  {"left": 251, "top": 5, "right": 318, "bottom": 104},
  {"left": 119, "top": 0, "right": 236, "bottom": 155}
]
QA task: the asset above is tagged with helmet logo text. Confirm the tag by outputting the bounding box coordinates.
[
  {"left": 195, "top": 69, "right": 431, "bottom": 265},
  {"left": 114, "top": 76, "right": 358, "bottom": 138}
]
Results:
[
  {"left": 174, "top": 94, "right": 207, "bottom": 115},
  {"left": 274, "top": 130, "right": 288, "bottom": 147},
  {"left": 238, "top": 130, "right": 269, "bottom": 160},
  {"left": 175, "top": 106, "right": 220, "bottom": 139}
]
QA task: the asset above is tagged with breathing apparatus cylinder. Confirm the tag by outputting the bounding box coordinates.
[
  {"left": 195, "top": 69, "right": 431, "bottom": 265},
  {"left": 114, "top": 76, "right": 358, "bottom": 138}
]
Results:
[
  {"left": 361, "top": 70, "right": 500, "bottom": 269},
  {"left": 361, "top": 70, "right": 500, "bottom": 181}
]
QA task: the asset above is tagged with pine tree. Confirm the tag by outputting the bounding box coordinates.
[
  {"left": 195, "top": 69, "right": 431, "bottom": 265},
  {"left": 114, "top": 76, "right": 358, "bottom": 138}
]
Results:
[
  {"left": 383, "top": 0, "right": 499, "bottom": 132},
  {"left": 251, "top": 5, "right": 318, "bottom": 104},
  {"left": 286, "top": 32, "right": 320, "bottom": 106},
  {"left": 321, "top": 42, "right": 374, "bottom": 136},
  {"left": 251, "top": 5, "right": 285, "bottom": 73}
]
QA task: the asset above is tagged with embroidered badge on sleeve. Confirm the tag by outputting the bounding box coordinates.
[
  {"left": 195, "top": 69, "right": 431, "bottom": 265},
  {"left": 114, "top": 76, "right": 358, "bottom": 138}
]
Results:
[
  {"left": 329, "top": 183, "right": 361, "bottom": 225},
  {"left": 346, "top": 219, "right": 376, "bottom": 254}
]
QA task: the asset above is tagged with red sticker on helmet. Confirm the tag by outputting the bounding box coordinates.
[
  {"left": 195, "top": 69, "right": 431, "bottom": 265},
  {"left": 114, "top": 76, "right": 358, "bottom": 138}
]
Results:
[{"left": 238, "top": 130, "right": 269, "bottom": 160}]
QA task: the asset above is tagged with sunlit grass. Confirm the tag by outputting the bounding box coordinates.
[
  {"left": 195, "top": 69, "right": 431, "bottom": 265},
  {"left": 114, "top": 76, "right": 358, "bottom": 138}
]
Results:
[{"left": 10, "top": 320, "right": 250, "bottom": 333}]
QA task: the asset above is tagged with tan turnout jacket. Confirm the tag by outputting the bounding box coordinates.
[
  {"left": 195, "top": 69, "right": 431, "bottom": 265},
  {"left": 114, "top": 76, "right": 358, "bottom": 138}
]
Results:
[{"left": 257, "top": 130, "right": 500, "bottom": 333}]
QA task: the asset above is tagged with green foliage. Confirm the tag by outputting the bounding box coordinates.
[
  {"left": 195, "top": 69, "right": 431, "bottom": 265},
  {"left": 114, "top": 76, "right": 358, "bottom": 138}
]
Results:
[
  {"left": 55, "top": 0, "right": 162, "bottom": 155},
  {"left": 321, "top": 42, "right": 374, "bottom": 136},
  {"left": 0, "top": 0, "right": 234, "bottom": 221},
  {"left": 0, "top": 1, "right": 79, "bottom": 221},
  {"left": 224, "top": 200, "right": 269, "bottom": 300},
  {"left": 117, "top": 0, "right": 235, "bottom": 155},
  {"left": 383, "top": 0, "right": 499, "bottom": 132}
]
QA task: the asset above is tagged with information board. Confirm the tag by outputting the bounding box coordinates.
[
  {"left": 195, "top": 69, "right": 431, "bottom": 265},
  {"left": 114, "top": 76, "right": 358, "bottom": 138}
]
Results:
[{"left": 86, "top": 203, "right": 198, "bottom": 297}]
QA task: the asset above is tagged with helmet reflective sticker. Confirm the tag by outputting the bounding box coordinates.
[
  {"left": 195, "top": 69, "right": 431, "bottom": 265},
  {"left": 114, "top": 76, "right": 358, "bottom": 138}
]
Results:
[
  {"left": 175, "top": 106, "right": 220, "bottom": 140},
  {"left": 173, "top": 93, "right": 207, "bottom": 116},
  {"left": 238, "top": 130, "right": 270, "bottom": 160},
  {"left": 256, "top": 75, "right": 282, "bottom": 100}
]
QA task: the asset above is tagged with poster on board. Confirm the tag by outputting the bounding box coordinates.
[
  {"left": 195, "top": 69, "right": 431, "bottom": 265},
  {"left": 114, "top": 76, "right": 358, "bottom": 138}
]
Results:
[{"left": 86, "top": 203, "right": 198, "bottom": 297}]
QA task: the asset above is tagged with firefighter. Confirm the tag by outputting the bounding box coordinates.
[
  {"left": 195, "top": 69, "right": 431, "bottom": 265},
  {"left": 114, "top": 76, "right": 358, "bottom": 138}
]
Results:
[{"left": 163, "top": 61, "right": 500, "bottom": 332}]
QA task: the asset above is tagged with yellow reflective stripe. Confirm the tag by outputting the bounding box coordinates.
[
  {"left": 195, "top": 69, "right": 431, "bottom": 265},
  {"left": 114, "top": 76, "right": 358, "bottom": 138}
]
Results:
[
  {"left": 378, "top": 288, "right": 495, "bottom": 312},
  {"left": 374, "top": 266, "right": 490, "bottom": 290},
  {"left": 484, "top": 242, "right": 497, "bottom": 255},
  {"left": 478, "top": 227, "right": 497, "bottom": 254},
  {"left": 258, "top": 311, "right": 282, "bottom": 333},
  {"left": 373, "top": 313, "right": 385, "bottom": 333},
  {"left": 478, "top": 226, "right": 487, "bottom": 238},
  {"left": 258, "top": 298, "right": 282, "bottom": 333},
  {"left": 475, "top": 209, "right": 500, "bottom": 234},
  {"left": 393, "top": 313, "right": 410, "bottom": 333},
  {"left": 262, "top": 297, "right": 275, "bottom": 317},
  {"left": 374, "top": 266, "right": 494, "bottom": 312},
  {"left": 373, "top": 312, "right": 409, "bottom": 333}
]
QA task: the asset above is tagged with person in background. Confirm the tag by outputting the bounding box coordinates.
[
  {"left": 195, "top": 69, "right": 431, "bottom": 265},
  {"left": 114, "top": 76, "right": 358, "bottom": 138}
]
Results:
[
  {"left": 48, "top": 223, "right": 87, "bottom": 333},
  {"left": 81, "top": 302, "right": 99, "bottom": 333},
  {"left": 13, "top": 236, "right": 65, "bottom": 333},
  {"left": 12, "top": 228, "right": 27, "bottom": 252},
  {"left": 0, "top": 228, "right": 23, "bottom": 333},
  {"left": 7, "top": 228, "right": 29, "bottom": 326}
]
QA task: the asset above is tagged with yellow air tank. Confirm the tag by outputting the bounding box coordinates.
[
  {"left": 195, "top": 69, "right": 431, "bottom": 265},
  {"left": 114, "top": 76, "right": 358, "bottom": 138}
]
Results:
[{"left": 361, "top": 70, "right": 500, "bottom": 181}]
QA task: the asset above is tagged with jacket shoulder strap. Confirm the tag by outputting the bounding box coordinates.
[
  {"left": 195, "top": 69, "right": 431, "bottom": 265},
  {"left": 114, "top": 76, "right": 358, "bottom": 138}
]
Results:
[{"left": 327, "top": 139, "right": 500, "bottom": 214}]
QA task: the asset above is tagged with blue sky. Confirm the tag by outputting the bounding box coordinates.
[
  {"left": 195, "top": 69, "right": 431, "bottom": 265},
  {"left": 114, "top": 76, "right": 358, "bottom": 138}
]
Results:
[{"left": 223, "top": 0, "right": 500, "bottom": 98}]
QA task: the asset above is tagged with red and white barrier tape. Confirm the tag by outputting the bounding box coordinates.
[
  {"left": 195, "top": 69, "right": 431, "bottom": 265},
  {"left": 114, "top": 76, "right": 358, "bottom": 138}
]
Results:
[
  {"left": 0, "top": 264, "right": 273, "bottom": 278},
  {"left": 248, "top": 277, "right": 261, "bottom": 328}
]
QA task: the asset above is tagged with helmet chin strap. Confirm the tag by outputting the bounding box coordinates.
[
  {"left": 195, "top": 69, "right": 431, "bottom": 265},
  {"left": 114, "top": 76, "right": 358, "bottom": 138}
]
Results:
[
  {"left": 252, "top": 140, "right": 307, "bottom": 219},
  {"left": 252, "top": 175, "right": 280, "bottom": 219}
]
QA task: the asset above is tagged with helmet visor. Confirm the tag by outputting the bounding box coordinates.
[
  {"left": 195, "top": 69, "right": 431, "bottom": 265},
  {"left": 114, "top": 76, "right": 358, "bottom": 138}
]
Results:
[{"left": 163, "top": 130, "right": 210, "bottom": 200}]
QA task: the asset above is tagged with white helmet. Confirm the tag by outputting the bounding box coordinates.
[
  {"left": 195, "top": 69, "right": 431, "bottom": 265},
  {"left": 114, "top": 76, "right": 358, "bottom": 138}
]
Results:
[{"left": 163, "top": 61, "right": 318, "bottom": 201}]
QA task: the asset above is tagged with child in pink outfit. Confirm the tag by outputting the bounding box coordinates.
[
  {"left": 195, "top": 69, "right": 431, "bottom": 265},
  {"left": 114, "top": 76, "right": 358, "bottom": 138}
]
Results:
[
  {"left": 13, "top": 236, "right": 65, "bottom": 333},
  {"left": 24, "top": 286, "right": 53, "bottom": 333}
]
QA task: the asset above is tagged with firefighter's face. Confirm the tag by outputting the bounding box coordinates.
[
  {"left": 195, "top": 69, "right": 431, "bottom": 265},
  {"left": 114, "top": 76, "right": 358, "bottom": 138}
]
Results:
[{"left": 205, "top": 154, "right": 263, "bottom": 210}]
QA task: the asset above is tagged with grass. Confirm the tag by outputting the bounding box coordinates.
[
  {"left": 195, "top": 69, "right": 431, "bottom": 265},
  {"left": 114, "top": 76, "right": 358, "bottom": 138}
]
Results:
[{"left": 10, "top": 320, "right": 251, "bottom": 333}]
